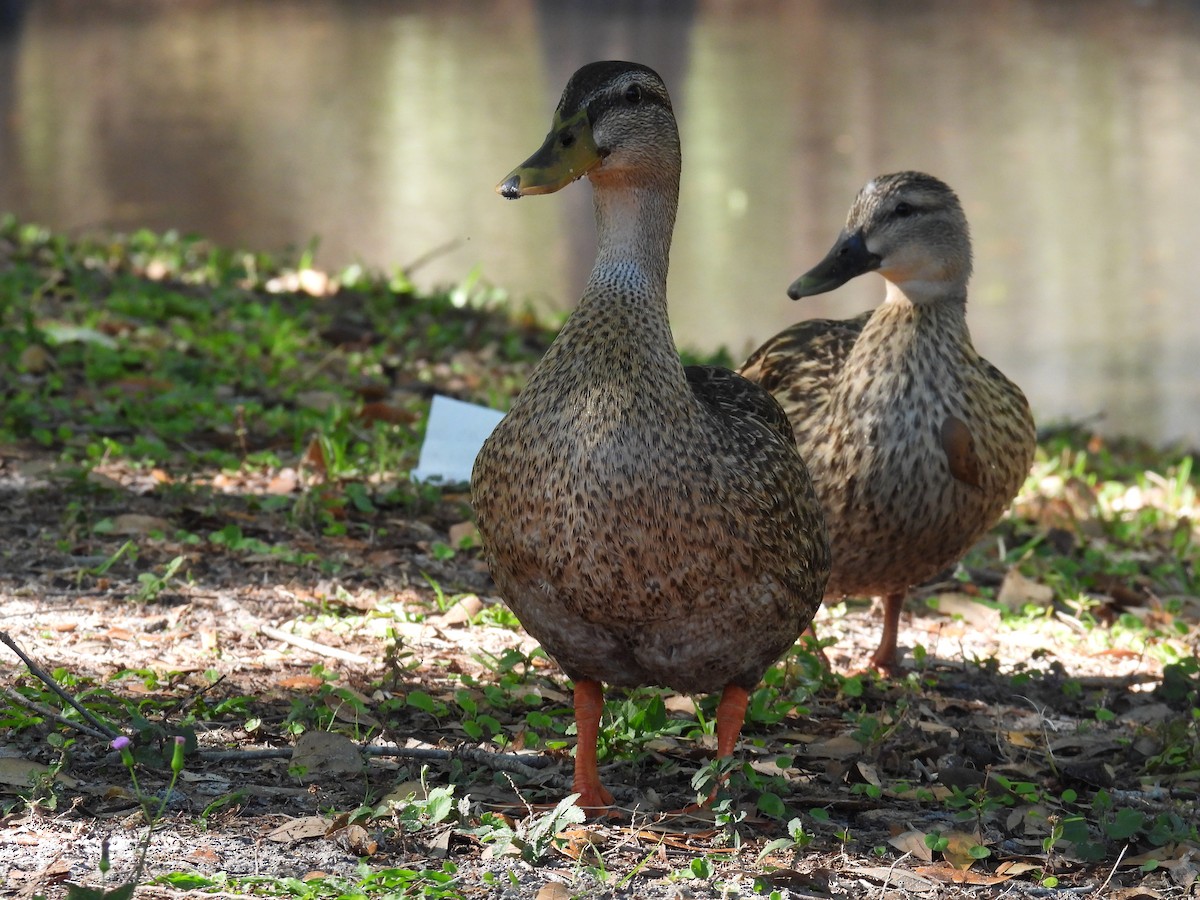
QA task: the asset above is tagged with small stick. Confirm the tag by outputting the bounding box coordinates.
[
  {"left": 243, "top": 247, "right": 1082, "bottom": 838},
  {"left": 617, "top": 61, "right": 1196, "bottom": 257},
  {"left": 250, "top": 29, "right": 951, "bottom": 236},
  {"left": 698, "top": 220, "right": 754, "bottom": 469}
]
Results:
[
  {"left": 196, "top": 742, "right": 552, "bottom": 772},
  {"left": 0, "top": 631, "right": 119, "bottom": 740},
  {"left": 1, "top": 684, "right": 113, "bottom": 741},
  {"left": 259, "top": 624, "right": 372, "bottom": 665}
]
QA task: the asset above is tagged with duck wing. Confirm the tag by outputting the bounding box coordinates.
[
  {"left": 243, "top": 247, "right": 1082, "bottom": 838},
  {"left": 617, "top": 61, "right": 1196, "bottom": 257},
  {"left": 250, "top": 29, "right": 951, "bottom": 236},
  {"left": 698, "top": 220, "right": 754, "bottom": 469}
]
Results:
[
  {"left": 684, "top": 365, "right": 795, "bottom": 447},
  {"left": 737, "top": 311, "right": 872, "bottom": 427}
]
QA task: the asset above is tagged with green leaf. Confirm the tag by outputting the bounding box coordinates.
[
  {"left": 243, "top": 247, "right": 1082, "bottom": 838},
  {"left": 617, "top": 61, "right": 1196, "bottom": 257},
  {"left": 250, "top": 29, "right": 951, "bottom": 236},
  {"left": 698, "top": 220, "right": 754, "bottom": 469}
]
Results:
[
  {"left": 756, "top": 791, "right": 786, "bottom": 820},
  {"left": 1105, "top": 808, "right": 1147, "bottom": 841},
  {"left": 406, "top": 691, "right": 435, "bottom": 714}
]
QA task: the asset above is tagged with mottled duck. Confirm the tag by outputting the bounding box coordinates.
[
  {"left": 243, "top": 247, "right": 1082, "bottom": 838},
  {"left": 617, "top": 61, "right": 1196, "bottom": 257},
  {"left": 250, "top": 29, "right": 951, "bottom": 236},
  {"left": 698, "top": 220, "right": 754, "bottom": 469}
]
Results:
[
  {"left": 471, "top": 61, "right": 830, "bottom": 812},
  {"left": 739, "top": 171, "right": 1035, "bottom": 672}
]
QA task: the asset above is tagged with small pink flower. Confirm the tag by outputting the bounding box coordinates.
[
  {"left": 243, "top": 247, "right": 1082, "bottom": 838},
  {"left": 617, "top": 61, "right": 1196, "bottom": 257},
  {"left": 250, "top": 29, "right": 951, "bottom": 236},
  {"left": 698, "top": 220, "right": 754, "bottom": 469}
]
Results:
[{"left": 111, "top": 736, "right": 132, "bottom": 751}]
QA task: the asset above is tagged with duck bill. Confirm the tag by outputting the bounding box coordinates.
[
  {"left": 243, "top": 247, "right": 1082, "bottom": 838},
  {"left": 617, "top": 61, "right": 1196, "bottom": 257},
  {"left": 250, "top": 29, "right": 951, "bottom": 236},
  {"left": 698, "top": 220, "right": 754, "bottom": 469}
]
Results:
[
  {"left": 787, "top": 230, "right": 881, "bottom": 299},
  {"left": 496, "top": 108, "right": 602, "bottom": 199}
]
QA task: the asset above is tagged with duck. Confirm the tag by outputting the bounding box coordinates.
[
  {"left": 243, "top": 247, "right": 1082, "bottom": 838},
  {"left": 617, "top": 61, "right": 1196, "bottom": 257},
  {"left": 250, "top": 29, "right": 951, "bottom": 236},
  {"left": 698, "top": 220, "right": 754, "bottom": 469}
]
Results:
[
  {"left": 471, "top": 61, "right": 830, "bottom": 813},
  {"left": 738, "top": 171, "right": 1035, "bottom": 672}
]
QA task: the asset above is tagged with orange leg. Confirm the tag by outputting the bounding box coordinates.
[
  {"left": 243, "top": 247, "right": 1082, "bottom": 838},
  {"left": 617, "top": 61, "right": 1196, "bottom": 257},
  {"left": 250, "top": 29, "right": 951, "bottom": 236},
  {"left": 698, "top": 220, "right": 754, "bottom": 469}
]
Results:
[
  {"left": 715, "top": 684, "right": 750, "bottom": 760},
  {"left": 572, "top": 679, "right": 615, "bottom": 812},
  {"left": 869, "top": 591, "right": 905, "bottom": 673}
]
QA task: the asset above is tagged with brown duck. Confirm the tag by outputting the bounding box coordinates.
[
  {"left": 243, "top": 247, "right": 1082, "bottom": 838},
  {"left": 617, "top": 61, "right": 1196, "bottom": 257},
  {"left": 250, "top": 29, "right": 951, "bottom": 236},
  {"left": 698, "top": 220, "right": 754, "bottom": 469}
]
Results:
[
  {"left": 739, "top": 171, "right": 1035, "bottom": 672},
  {"left": 471, "top": 61, "right": 830, "bottom": 811}
]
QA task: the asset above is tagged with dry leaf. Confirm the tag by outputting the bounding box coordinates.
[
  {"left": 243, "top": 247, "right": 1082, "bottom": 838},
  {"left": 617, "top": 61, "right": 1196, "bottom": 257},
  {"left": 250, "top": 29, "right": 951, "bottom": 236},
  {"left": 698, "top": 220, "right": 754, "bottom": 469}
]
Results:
[
  {"left": 431, "top": 594, "right": 483, "bottom": 627},
  {"left": 449, "top": 521, "right": 480, "bottom": 548},
  {"left": 663, "top": 694, "right": 697, "bottom": 715},
  {"left": 291, "top": 731, "right": 364, "bottom": 781},
  {"left": 888, "top": 829, "right": 935, "bottom": 862},
  {"left": 109, "top": 513, "right": 173, "bottom": 536},
  {"left": 997, "top": 569, "right": 1053, "bottom": 611},
  {"left": 806, "top": 735, "right": 863, "bottom": 760},
  {"left": 266, "top": 816, "right": 330, "bottom": 843},
  {"left": 338, "top": 824, "right": 377, "bottom": 857},
  {"left": 915, "top": 863, "right": 1011, "bottom": 885},
  {"left": 0, "top": 757, "right": 78, "bottom": 789},
  {"left": 267, "top": 468, "right": 299, "bottom": 494},
  {"left": 278, "top": 675, "right": 327, "bottom": 690},
  {"left": 359, "top": 401, "right": 418, "bottom": 426},
  {"left": 856, "top": 761, "right": 882, "bottom": 787},
  {"left": 929, "top": 592, "right": 1001, "bottom": 629},
  {"left": 535, "top": 884, "right": 571, "bottom": 900},
  {"left": 939, "top": 830, "right": 985, "bottom": 870},
  {"left": 557, "top": 827, "right": 605, "bottom": 861}
]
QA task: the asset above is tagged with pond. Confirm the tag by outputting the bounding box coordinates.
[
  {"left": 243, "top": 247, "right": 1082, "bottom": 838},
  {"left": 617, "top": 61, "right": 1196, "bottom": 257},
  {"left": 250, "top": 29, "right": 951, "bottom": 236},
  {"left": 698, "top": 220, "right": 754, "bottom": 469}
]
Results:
[{"left": 2, "top": 0, "right": 1198, "bottom": 447}]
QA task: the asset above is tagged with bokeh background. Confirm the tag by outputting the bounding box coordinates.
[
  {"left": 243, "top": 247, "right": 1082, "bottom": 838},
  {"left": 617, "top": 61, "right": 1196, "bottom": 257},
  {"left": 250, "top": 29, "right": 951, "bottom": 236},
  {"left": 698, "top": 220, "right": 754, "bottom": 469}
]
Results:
[{"left": 2, "top": 0, "right": 1198, "bottom": 446}]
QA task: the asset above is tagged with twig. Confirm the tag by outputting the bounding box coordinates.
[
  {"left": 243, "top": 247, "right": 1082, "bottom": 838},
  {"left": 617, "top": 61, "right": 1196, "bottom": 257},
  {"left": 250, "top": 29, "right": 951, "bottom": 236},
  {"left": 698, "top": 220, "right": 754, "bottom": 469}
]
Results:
[
  {"left": 1, "top": 684, "right": 112, "bottom": 741},
  {"left": 0, "top": 631, "right": 119, "bottom": 739},
  {"left": 196, "top": 742, "right": 553, "bottom": 773},
  {"left": 259, "top": 624, "right": 372, "bottom": 665},
  {"left": 1094, "top": 843, "right": 1128, "bottom": 897}
]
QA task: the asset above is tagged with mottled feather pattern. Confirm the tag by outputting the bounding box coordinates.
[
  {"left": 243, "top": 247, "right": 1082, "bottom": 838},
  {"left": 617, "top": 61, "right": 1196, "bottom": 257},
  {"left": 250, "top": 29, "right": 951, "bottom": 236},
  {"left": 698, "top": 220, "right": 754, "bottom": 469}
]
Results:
[
  {"left": 473, "top": 63, "right": 830, "bottom": 697},
  {"left": 474, "top": 273, "right": 829, "bottom": 695},
  {"left": 738, "top": 172, "right": 1035, "bottom": 618},
  {"left": 737, "top": 312, "right": 870, "bottom": 428},
  {"left": 801, "top": 300, "right": 1033, "bottom": 597}
]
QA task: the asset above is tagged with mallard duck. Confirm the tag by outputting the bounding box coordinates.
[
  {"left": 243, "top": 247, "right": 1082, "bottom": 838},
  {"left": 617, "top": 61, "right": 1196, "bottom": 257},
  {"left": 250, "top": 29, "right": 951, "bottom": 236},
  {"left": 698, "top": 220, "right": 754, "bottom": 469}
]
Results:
[
  {"left": 471, "top": 61, "right": 830, "bottom": 812},
  {"left": 738, "top": 171, "right": 1035, "bottom": 672}
]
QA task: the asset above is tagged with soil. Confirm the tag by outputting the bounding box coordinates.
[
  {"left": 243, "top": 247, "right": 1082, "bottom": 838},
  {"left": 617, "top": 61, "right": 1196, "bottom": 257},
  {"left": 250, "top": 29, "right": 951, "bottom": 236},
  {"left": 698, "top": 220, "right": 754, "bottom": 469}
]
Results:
[{"left": 1, "top": 449, "right": 1198, "bottom": 900}]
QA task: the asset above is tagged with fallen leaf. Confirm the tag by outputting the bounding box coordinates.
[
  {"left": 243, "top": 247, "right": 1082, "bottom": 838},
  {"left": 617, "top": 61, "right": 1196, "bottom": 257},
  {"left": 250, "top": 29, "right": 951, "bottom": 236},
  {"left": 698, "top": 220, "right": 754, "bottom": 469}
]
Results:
[
  {"left": 267, "top": 468, "right": 299, "bottom": 494},
  {"left": 939, "top": 830, "right": 986, "bottom": 870},
  {"left": 929, "top": 592, "right": 1001, "bottom": 629},
  {"left": 359, "top": 401, "right": 418, "bottom": 426},
  {"left": 915, "top": 863, "right": 1010, "bottom": 885},
  {"left": 337, "top": 824, "right": 377, "bottom": 856},
  {"left": 997, "top": 569, "right": 1054, "bottom": 611},
  {"left": 278, "top": 675, "right": 327, "bottom": 690},
  {"left": 431, "top": 594, "right": 483, "bottom": 627},
  {"left": 557, "top": 827, "right": 605, "bottom": 861},
  {"left": 0, "top": 757, "right": 78, "bottom": 789},
  {"left": 888, "top": 829, "right": 935, "bottom": 862},
  {"left": 535, "top": 884, "right": 571, "bottom": 900},
  {"left": 853, "top": 866, "right": 938, "bottom": 892},
  {"left": 449, "top": 521, "right": 480, "bottom": 548},
  {"left": 290, "top": 731, "right": 364, "bottom": 782},
  {"left": 806, "top": 735, "right": 863, "bottom": 760},
  {"left": 109, "top": 513, "right": 173, "bottom": 536},
  {"left": 266, "top": 816, "right": 330, "bottom": 843},
  {"left": 663, "top": 694, "right": 697, "bottom": 715}
]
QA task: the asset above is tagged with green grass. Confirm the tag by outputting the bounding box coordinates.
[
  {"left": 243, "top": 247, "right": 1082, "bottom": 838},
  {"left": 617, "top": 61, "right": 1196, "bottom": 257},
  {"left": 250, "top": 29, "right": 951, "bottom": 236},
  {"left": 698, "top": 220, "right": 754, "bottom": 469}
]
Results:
[
  {"left": 3, "top": 218, "right": 1199, "bottom": 898},
  {"left": 0, "top": 215, "right": 552, "bottom": 477}
]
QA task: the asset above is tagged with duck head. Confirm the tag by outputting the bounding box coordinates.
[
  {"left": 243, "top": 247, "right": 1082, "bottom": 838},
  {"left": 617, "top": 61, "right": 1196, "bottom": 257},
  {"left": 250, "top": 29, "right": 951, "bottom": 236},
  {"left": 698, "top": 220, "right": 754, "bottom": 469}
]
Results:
[
  {"left": 497, "top": 61, "right": 679, "bottom": 199},
  {"left": 789, "top": 171, "right": 973, "bottom": 305}
]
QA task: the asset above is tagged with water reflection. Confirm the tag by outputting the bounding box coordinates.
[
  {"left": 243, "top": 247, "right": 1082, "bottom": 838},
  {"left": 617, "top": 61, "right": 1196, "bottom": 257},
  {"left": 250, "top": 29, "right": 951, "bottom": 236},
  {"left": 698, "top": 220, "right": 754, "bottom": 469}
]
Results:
[{"left": 1, "top": 0, "right": 1197, "bottom": 446}]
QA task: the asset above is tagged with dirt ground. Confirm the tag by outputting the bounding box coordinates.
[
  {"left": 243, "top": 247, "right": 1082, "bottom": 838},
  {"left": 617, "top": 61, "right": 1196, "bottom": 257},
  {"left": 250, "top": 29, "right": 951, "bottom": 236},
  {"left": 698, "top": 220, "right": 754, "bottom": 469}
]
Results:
[{"left": 1, "top": 449, "right": 1198, "bottom": 900}]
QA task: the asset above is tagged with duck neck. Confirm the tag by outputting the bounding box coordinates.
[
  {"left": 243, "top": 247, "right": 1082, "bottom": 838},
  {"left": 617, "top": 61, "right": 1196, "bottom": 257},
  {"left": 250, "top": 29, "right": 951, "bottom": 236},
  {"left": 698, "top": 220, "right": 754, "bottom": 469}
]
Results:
[
  {"left": 883, "top": 275, "right": 968, "bottom": 308},
  {"left": 586, "top": 177, "right": 678, "bottom": 308},
  {"left": 873, "top": 279, "right": 976, "bottom": 357}
]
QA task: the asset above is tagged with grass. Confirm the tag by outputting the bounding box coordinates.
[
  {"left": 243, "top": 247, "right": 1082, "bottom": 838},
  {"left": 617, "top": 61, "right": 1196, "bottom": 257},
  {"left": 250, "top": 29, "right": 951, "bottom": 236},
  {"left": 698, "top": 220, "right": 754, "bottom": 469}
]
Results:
[{"left": 1, "top": 217, "right": 1198, "bottom": 898}]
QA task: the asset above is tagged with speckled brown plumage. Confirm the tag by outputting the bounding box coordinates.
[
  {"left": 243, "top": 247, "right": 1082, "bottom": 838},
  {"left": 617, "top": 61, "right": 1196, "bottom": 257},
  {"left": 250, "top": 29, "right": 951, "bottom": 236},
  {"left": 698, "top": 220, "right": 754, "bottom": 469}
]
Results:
[
  {"left": 739, "top": 172, "right": 1035, "bottom": 671},
  {"left": 471, "top": 62, "right": 830, "bottom": 809}
]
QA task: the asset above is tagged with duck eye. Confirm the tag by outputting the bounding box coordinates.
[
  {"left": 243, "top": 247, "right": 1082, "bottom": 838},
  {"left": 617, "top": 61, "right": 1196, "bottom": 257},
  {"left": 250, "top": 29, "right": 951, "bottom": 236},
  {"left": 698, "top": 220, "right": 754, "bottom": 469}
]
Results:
[
  {"left": 894, "top": 201, "right": 915, "bottom": 217},
  {"left": 624, "top": 85, "right": 642, "bottom": 104},
  {"left": 560, "top": 130, "right": 575, "bottom": 149}
]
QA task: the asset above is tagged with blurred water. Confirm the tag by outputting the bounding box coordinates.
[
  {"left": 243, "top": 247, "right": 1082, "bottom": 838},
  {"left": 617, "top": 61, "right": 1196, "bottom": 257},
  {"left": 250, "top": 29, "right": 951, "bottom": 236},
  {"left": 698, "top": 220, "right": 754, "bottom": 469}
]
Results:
[{"left": 1, "top": 0, "right": 1198, "bottom": 447}]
